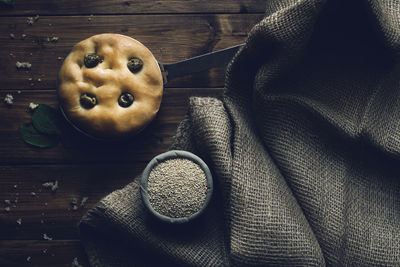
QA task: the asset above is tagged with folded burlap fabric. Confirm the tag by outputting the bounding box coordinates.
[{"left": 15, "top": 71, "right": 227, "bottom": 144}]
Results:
[{"left": 79, "top": 0, "right": 400, "bottom": 265}]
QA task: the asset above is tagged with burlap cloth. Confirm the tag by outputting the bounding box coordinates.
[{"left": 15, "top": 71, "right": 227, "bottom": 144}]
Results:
[{"left": 79, "top": 0, "right": 400, "bottom": 265}]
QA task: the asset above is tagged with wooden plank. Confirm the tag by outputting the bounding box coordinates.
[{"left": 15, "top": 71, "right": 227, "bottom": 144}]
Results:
[
  {"left": 0, "top": 0, "right": 266, "bottom": 15},
  {"left": 0, "top": 14, "right": 262, "bottom": 90},
  {"left": 0, "top": 163, "right": 146, "bottom": 240},
  {"left": 0, "top": 88, "right": 224, "bottom": 164},
  {"left": 0, "top": 240, "right": 89, "bottom": 266}
]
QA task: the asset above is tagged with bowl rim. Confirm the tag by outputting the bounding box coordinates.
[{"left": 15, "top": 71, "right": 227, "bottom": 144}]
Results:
[{"left": 140, "top": 150, "right": 213, "bottom": 224}]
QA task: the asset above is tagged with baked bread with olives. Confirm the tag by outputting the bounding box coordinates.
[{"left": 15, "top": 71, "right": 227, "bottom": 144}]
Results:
[{"left": 58, "top": 33, "right": 163, "bottom": 138}]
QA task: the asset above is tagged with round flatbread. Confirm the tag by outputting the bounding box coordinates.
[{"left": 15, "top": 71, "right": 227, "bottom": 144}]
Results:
[{"left": 58, "top": 33, "right": 163, "bottom": 138}]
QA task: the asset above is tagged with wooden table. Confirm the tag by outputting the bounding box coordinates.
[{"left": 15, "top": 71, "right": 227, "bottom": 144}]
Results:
[{"left": 0, "top": 1, "right": 263, "bottom": 266}]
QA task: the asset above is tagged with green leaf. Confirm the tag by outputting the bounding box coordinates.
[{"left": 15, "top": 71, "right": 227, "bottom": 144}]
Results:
[
  {"left": 32, "top": 104, "right": 62, "bottom": 135},
  {"left": 0, "top": 0, "right": 14, "bottom": 5},
  {"left": 19, "top": 123, "right": 59, "bottom": 148}
]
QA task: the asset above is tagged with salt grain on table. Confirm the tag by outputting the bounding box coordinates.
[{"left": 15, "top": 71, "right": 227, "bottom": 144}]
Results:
[
  {"left": 72, "top": 257, "right": 83, "bottom": 267},
  {"left": 46, "top": 36, "right": 59, "bottom": 43},
  {"left": 16, "top": 61, "right": 32, "bottom": 70},
  {"left": 147, "top": 158, "right": 208, "bottom": 218},
  {"left": 80, "top": 197, "right": 89, "bottom": 207},
  {"left": 71, "top": 198, "right": 78, "bottom": 211},
  {"left": 43, "top": 233, "right": 53, "bottom": 240},
  {"left": 4, "top": 94, "right": 13, "bottom": 105},
  {"left": 29, "top": 102, "right": 39, "bottom": 111},
  {"left": 27, "top": 15, "right": 39, "bottom": 25},
  {"left": 42, "top": 180, "right": 58, "bottom": 192}
]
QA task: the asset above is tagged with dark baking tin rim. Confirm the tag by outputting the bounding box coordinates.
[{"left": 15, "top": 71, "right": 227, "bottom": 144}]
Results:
[
  {"left": 59, "top": 105, "right": 105, "bottom": 141},
  {"left": 140, "top": 150, "right": 213, "bottom": 224}
]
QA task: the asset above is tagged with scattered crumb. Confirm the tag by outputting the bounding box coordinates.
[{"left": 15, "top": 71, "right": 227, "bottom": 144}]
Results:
[
  {"left": 57, "top": 56, "right": 64, "bottom": 61},
  {"left": 17, "top": 90, "right": 21, "bottom": 94},
  {"left": 4, "top": 199, "right": 11, "bottom": 205},
  {"left": 28, "top": 77, "right": 33, "bottom": 81},
  {"left": 29, "top": 102, "right": 39, "bottom": 111},
  {"left": 4, "top": 94, "right": 14, "bottom": 105},
  {"left": 37, "top": 78, "right": 41, "bottom": 82},
  {"left": 9, "top": 33, "right": 15, "bottom": 39},
  {"left": 44, "top": 202, "right": 48, "bottom": 206},
  {"left": 16, "top": 61, "right": 32, "bottom": 70},
  {"left": 42, "top": 233, "right": 53, "bottom": 241},
  {"left": 13, "top": 184, "right": 17, "bottom": 189},
  {"left": 71, "top": 257, "right": 83, "bottom": 267},
  {"left": 4, "top": 207, "right": 10, "bottom": 212},
  {"left": 9, "top": 53, "right": 14, "bottom": 57},
  {"left": 29, "top": 53, "right": 33, "bottom": 56},
  {"left": 42, "top": 180, "right": 58, "bottom": 192},
  {"left": 71, "top": 198, "right": 79, "bottom": 211},
  {"left": 21, "top": 34, "right": 27, "bottom": 40},
  {"left": 27, "top": 15, "right": 39, "bottom": 25},
  {"left": 46, "top": 36, "right": 59, "bottom": 43},
  {"left": 30, "top": 192, "right": 36, "bottom": 196},
  {"left": 69, "top": 197, "right": 89, "bottom": 210},
  {"left": 16, "top": 218, "right": 22, "bottom": 225},
  {"left": 26, "top": 256, "right": 31, "bottom": 262},
  {"left": 80, "top": 197, "right": 89, "bottom": 207}
]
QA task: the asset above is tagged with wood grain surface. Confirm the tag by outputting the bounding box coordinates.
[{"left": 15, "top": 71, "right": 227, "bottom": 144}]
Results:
[
  {"left": 0, "top": 0, "right": 266, "bottom": 15},
  {"left": 0, "top": 0, "right": 263, "bottom": 266},
  {"left": 0, "top": 14, "right": 262, "bottom": 90}
]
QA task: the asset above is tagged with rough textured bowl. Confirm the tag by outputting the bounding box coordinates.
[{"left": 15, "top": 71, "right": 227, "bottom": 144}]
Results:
[{"left": 140, "top": 150, "right": 213, "bottom": 224}]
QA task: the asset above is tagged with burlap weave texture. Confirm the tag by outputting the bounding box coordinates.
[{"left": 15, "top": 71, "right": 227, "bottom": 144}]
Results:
[{"left": 80, "top": 0, "right": 400, "bottom": 265}]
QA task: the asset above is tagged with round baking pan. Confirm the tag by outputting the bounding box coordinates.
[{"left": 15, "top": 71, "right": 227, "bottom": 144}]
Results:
[{"left": 57, "top": 34, "right": 243, "bottom": 140}]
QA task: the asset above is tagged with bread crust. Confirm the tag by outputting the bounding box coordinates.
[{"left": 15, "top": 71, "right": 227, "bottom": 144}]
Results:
[{"left": 58, "top": 33, "right": 163, "bottom": 138}]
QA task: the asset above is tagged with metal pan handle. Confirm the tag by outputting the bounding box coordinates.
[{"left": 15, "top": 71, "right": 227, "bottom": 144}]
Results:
[{"left": 158, "top": 43, "right": 244, "bottom": 84}]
